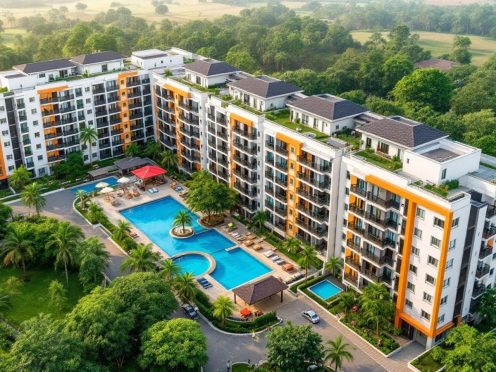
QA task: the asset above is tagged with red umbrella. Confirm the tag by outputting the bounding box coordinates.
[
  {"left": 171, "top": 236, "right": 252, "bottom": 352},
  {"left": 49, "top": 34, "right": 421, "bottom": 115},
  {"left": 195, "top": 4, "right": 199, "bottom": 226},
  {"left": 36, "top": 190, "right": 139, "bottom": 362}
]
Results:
[
  {"left": 131, "top": 165, "right": 166, "bottom": 180},
  {"left": 240, "top": 308, "right": 252, "bottom": 317}
]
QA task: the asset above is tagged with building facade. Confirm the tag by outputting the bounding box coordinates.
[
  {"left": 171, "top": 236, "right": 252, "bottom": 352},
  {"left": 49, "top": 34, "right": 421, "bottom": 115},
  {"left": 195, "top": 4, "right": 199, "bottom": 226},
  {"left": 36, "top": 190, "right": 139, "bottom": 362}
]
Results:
[{"left": 1, "top": 49, "right": 495, "bottom": 349}]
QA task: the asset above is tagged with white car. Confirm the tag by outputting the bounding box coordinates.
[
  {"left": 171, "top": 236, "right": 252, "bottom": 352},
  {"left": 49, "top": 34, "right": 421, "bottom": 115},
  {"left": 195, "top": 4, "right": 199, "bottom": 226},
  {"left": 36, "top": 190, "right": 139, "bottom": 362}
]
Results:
[{"left": 302, "top": 310, "right": 320, "bottom": 324}]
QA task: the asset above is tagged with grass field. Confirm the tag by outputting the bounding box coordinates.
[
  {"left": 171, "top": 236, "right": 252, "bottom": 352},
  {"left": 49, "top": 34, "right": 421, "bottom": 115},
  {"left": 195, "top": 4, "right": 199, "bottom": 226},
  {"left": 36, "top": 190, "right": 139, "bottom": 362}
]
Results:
[
  {"left": 0, "top": 0, "right": 305, "bottom": 24},
  {"left": 0, "top": 267, "right": 85, "bottom": 325},
  {"left": 1, "top": 28, "right": 27, "bottom": 48},
  {"left": 351, "top": 30, "right": 496, "bottom": 66}
]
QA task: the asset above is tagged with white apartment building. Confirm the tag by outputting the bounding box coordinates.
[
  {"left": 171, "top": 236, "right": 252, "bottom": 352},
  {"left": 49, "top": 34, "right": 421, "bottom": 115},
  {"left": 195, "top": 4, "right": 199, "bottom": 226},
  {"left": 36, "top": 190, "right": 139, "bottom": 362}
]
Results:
[{"left": 1, "top": 50, "right": 495, "bottom": 350}]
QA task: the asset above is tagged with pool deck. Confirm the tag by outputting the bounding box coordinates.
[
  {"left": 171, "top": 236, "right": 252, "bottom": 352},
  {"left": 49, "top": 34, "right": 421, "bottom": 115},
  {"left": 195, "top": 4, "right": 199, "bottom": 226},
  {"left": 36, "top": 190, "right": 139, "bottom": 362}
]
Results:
[{"left": 94, "top": 178, "right": 302, "bottom": 313}]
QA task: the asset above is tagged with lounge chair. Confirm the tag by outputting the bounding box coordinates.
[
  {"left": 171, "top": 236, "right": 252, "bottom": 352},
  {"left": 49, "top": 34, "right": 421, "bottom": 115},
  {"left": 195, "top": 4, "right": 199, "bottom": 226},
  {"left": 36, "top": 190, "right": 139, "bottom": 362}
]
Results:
[
  {"left": 245, "top": 233, "right": 256, "bottom": 240},
  {"left": 244, "top": 240, "right": 255, "bottom": 247},
  {"left": 230, "top": 232, "right": 241, "bottom": 238},
  {"left": 275, "top": 258, "right": 285, "bottom": 265},
  {"left": 271, "top": 255, "right": 281, "bottom": 262},
  {"left": 283, "top": 263, "right": 295, "bottom": 272},
  {"left": 264, "top": 250, "right": 274, "bottom": 258},
  {"left": 252, "top": 244, "right": 263, "bottom": 251},
  {"left": 254, "top": 237, "right": 265, "bottom": 244}
]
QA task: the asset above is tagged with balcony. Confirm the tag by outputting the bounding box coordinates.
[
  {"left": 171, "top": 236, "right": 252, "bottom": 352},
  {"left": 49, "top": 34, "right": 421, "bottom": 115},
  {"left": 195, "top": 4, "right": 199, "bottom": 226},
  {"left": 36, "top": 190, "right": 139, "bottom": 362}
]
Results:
[
  {"left": 346, "top": 239, "right": 361, "bottom": 253},
  {"left": 275, "top": 162, "right": 287, "bottom": 172},
  {"left": 233, "top": 141, "right": 257, "bottom": 155},
  {"left": 296, "top": 188, "right": 328, "bottom": 205},
  {"left": 233, "top": 127, "right": 257, "bottom": 140},
  {"left": 366, "top": 192, "right": 400, "bottom": 210},
  {"left": 361, "top": 249, "right": 394, "bottom": 266},
  {"left": 350, "top": 185, "right": 367, "bottom": 198},
  {"left": 274, "top": 190, "right": 287, "bottom": 203},
  {"left": 275, "top": 177, "right": 286, "bottom": 187},
  {"left": 483, "top": 226, "right": 496, "bottom": 239},
  {"left": 275, "top": 145, "right": 288, "bottom": 156},
  {"left": 297, "top": 172, "right": 329, "bottom": 189},
  {"left": 296, "top": 219, "right": 328, "bottom": 237},
  {"left": 234, "top": 182, "right": 257, "bottom": 197},
  {"left": 348, "top": 223, "right": 365, "bottom": 235},
  {"left": 234, "top": 169, "right": 257, "bottom": 183},
  {"left": 298, "top": 156, "right": 330, "bottom": 173},
  {"left": 344, "top": 273, "right": 358, "bottom": 286},
  {"left": 472, "top": 284, "right": 486, "bottom": 299},
  {"left": 265, "top": 186, "right": 274, "bottom": 195},
  {"left": 274, "top": 205, "right": 286, "bottom": 216},
  {"left": 487, "top": 206, "right": 496, "bottom": 219},
  {"left": 265, "top": 169, "right": 274, "bottom": 178},
  {"left": 182, "top": 152, "right": 200, "bottom": 162},
  {"left": 479, "top": 245, "right": 493, "bottom": 259},
  {"left": 349, "top": 204, "right": 365, "bottom": 216},
  {"left": 345, "top": 257, "right": 361, "bottom": 271},
  {"left": 234, "top": 155, "right": 257, "bottom": 169},
  {"left": 180, "top": 126, "right": 200, "bottom": 138},
  {"left": 178, "top": 115, "right": 199, "bottom": 125},
  {"left": 265, "top": 140, "right": 275, "bottom": 149},
  {"left": 476, "top": 263, "right": 490, "bottom": 278}
]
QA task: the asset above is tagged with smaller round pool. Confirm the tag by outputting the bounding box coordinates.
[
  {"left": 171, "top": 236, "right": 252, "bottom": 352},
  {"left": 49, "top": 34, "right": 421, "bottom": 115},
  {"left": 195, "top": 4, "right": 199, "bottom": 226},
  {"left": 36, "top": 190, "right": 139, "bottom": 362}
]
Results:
[{"left": 174, "top": 254, "right": 211, "bottom": 277}]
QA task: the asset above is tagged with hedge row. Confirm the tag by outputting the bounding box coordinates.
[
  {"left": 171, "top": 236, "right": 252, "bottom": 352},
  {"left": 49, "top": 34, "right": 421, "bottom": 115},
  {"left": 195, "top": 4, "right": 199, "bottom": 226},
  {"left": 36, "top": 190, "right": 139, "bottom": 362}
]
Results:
[{"left": 192, "top": 290, "right": 278, "bottom": 334}]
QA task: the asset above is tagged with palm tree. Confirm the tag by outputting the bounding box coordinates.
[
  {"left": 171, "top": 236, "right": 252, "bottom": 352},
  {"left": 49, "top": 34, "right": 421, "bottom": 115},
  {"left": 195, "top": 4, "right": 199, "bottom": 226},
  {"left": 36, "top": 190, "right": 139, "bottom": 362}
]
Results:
[
  {"left": 324, "top": 335, "right": 354, "bottom": 371},
  {"left": 173, "top": 210, "right": 192, "bottom": 234},
  {"left": 340, "top": 292, "right": 356, "bottom": 315},
  {"left": 75, "top": 190, "right": 87, "bottom": 210},
  {"left": 160, "top": 149, "right": 178, "bottom": 170},
  {"left": 174, "top": 272, "right": 197, "bottom": 302},
  {"left": 9, "top": 165, "right": 31, "bottom": 191},
  {"left": 87, "top": 202, "right": 104, "bottom": 224},
  {"left": 161, "top": 258, "right": 180, "bottom": 284},
  {"left": 282, "top": 237, "right": 301, "bottom": 255},
  {"left": 78, "top": 236, "right": 110, "bottom": 290},
  {"left": 250, "top": 210, "right": 267, "bottom": 232},
  {"left": 21, "top": 182, "right": 45, "bottom": 216},
  {"left": 298, "top": 245, "right": 318, "bottom": 279},
  {"left": 120, "top": 243, "right": 160, "bottom": 273},
  {"left": 113, "top": 220, "right": 132, "bottom": 242},
  {"left": 212, "top": 296, "right": 235, "bottom": 326},
  {"left": 360, "top": 283, "right": 394, "bottom": 336},
  {"left": 125, "top": 143, "right": 140, "bottom": 158},
  {"left": 47, "top": 222, "right": 84, "bottom": 286},
  {"left": 143, "top": 140, "right": 162, "bottom": 160},
  {"left": 0, "top": 290, "right": 11, "bottom": 315},
  {"left": 1, "top": 227, "right": 33, "bottom": 273},
  {"left": 325, "top": 257, "right": 343, "bottom": 278},
  {"left": 79, "top": 127, "right": 98, "bottom": 164}
]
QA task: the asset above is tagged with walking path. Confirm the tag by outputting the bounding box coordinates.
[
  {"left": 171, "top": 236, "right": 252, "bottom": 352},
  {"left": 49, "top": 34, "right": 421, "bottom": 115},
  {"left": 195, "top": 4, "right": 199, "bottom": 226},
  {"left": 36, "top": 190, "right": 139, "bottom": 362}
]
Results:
[{"left": 9, "top": 188, "right": 421, "bottom": 372}]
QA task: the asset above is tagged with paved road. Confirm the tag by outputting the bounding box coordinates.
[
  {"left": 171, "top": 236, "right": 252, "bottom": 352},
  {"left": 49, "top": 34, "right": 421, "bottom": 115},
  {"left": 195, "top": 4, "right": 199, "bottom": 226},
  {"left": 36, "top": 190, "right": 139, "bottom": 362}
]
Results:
[
  {"left": 9, "top": 188, "right": 419, "bottom": 372},
  {"left": 9, "top": 189, "right": 126, "bottom": 279}
]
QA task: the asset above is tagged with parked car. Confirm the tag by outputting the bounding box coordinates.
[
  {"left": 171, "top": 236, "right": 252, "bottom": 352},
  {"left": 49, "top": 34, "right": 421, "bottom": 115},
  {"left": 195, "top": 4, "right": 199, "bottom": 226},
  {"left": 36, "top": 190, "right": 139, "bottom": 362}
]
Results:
[
  {"left": 302, "top": 310, "right": 320, "bottom": 324},
  {"left": 182, "top": 303, "right": 199, "bottom": 319}
]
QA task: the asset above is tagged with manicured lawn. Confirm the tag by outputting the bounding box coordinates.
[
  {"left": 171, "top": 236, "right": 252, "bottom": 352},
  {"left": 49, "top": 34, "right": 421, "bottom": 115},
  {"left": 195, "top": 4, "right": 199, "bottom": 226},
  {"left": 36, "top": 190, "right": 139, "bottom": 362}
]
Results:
[
  {"left": 0, "top": 267, "right": 85, "bottom": 325},
  {"left": 411, "top": 346, "right": 444, "bottom": 372},
  {"left": 351, "top": 30, "right": 496, "bottom": 65},
  {"left": 266, "top": 110, "right": 329, "bottom": 142},
  {"left": 355, "top": 150, "right": 402, "bottom": 171},
  {"left": 335, "top": 132, "right": 361, "bottom": 149},
  {"left": 232, "top": 364, "right": 251, "bottom": 372}
]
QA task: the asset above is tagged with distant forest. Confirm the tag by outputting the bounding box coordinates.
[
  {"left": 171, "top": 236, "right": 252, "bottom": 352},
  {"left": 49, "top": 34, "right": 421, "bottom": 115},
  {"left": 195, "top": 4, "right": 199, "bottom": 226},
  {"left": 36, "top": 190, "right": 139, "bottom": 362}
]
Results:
[{"left": 0, "top": 4, "right": 495, "bottom": 156}]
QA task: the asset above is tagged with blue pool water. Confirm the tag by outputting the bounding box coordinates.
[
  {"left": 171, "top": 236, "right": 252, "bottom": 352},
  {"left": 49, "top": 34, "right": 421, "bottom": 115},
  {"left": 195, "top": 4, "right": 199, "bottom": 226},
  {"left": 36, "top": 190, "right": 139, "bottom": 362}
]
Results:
[
  {"left": 308, "top": 280, "right": 342, "bottom": 301},
  {"left": 174, "top": 254, "right": 211, "bottom": 277},
  {"left": 72, "top": 176, "right": 118, "bottom": 194},
  {"left": 121, "top": 196, "right": 271, "bottom": 289}
]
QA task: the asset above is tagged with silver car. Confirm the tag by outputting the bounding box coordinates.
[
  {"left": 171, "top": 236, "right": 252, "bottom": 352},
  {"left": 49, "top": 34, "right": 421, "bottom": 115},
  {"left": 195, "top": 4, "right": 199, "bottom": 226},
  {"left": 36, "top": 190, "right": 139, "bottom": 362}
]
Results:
[{"left": 302, "top": 310, "right": 320, "bottom": 324}]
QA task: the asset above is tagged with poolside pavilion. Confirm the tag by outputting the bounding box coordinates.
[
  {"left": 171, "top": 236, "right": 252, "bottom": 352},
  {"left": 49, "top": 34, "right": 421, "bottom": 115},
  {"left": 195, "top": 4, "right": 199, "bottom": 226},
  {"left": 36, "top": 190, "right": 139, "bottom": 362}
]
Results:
[{"left": 233, "top": 275, "right": 288, "bottom": 306}]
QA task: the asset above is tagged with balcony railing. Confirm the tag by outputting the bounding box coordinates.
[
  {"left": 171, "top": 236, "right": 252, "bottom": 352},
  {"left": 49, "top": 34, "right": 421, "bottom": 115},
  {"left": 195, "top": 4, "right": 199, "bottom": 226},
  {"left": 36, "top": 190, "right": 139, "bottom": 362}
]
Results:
[
  {"left": 296, "top": 188, "right": 328, "bottom": 205},
  {"left": 344, "top": 273, "right": 358, "bottom": 285},
  {"left": 346, "top": 239, "right": 361, "bottom": 253},
  {"left": 483, "top": 226, "right": 496, "bottom": 239},
  {"left": 472, "top": 284, "right": 486, "bottom": 299},
  {"left": 234, "top": 169, "right": 257, "bottom": 183},
  {"left": 476, "top": 264, "right": 490, "bottom": 278},
  {"left": 361, "top": 249, "right": 393, "bottom": 266},
  {"left": 350, "top": 184, "right": 367, "bottom": 198},
  {"left": 479, "top": 245, "right": 493, "bottom": 259},
  {"left": 349, "top": 204, "right": 365, "bottom": 216},
  {"left": 298, "top": 156, "right": 330, "bottom": 172},
  {"left": 297, "top": 172, "right": 329, "bottom": 189},
  {"left": 275, "top": 145, "right": 288, "bottom": 156},
  {"left": 233, "top": 141, "right": 257, "bottom": 155},
  {"left": 345, "top": 257, "right": 361, "bottom": 271}
]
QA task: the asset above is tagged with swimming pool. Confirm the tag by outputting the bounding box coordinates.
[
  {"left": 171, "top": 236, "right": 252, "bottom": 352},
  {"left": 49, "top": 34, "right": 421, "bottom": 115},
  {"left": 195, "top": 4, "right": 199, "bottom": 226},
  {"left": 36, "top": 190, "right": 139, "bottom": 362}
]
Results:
[
  {"left": 121, "top": 196, "right": 271, "bottom": 289},
  {"left": 72, "top": 176, "right": 118, "bottom": 194},
  {"left": 308, "top": 279, "right": 342, "bottom": 301},
  {"left": 174, "top": 254, "right": 211, "bottom": 277}
]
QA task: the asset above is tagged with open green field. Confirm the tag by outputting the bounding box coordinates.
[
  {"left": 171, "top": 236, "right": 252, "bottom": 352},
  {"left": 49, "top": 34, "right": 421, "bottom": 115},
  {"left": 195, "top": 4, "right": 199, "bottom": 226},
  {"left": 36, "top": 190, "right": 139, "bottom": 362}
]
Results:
[
  {"left": 351, "top": 30, "right": 496, "bottom": 66},
  {"left": 0, "top": 0, "right": 305, "bottom": 25},
  {"left": 0, "top": 267, "right": 84, "bottom": 325}
]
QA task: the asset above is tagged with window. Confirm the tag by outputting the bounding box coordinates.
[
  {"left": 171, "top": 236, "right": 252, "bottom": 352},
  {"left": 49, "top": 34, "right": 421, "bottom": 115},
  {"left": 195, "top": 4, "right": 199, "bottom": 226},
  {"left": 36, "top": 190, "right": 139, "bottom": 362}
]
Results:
[
  {"left": 37, "top": 155, "right": 43, "bottom": 161},
  {"left": 443, "top": 277, "right": 450, "bottom": 288},
  {"left": 33, "top": 120, "right": 38, "bottom": 126},
  {"left": 452, "top": 218, "right": 459, "bottom": 228},
  {"left": 1, "top": 130, "right": 7, "bottom": 136},
  {"left": 449, "top": 239, "right": 456, "bottom": 250},
  {"left": 4, "top": 141, "right": 10, "bottom": 147},
  {"left": 411, "top": 246, "right": 420, "bottom": 256},
  {"left": 434, "top": 217, "right": 445, "bottom": 228},
  {"left": 428, "top": 255, "right": 439, "bottom": 267},
  {"left": 414, "top": 228, "right": 423, "bottom": 238},
  {"left": 36, "top": 144, "right": 41, "bottom": 149},
  {"left": 425, "top": 274, "right": 436, "bottom": 285},
  {"left": 416, "top": 207, "right": 425, "bottom": 219},
  {"left": 0, "top": 118, "right": 6, "bottom": 124},
  {"left": 438, "top": 314, "right": 445, "bottom": 323},
  {"left": 421, "top": 310, "right": 431, "bottom": 320},
  {"left": 405, "top": 299, "right": 413, "bottom": 308},
  {"left": 423, "top": 292, "right": 432, "bottom": 303},
  {"left": 34, "top": 132, "right": 40, "bottom": 138},
  {"left": 431, "top": 236, "right": 441, "bottom": 248},
  {"left": 407, "top": 281, "right": 415, "bottom": 292},
  {"left": 6, "top": 155, "right": 12, "bottom": 160},
  {"left": 409, "top": 264, "right": 417, "bottom": 274},
  {"left": 441, "top": 169, "right": 447, "bottom": 180},
  {"left": 31, "top": 109, "right": 37, "bottom": 114},
  {"left": 29, "top": 97, "right": 35, "bottom": 102},
  {"left": 445, "top": 259, "right": 454, "bottom": 270},
  {"left": 440, "top": 296, "right": 448, "bottom": 305}
]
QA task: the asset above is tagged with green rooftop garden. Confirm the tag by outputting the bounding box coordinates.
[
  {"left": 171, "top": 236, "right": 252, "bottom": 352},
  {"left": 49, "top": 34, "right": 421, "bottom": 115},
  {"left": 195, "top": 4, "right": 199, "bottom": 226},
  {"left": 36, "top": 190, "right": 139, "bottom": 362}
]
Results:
[
  {"left": 355, "top": 149, "right": 402, "bottom": 171},
  {"left": 172, "top": 77, "right": 222, "bottom": 94},
  {"left": 335, "top": 130, "right": 361, "bottom": 150},
  {"left": 413, "top": 179, "right": 460, "bottom": 198},
  {"left": 265, "top": 109, "right": 329, "bottom": 142}
]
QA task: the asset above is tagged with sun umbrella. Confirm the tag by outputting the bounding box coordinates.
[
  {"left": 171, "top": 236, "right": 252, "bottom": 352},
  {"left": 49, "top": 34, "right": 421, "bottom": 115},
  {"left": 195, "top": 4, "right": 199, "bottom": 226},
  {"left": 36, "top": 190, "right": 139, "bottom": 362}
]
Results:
[
  {"left": 100, "top": 187, "right": 114, "bottom": 194},
  {"left": 117, "top": 177, "right": 130, "bottom": 184},
  {"left": 240, "top": 308, "right": 252, "bottom": 317},
  {"left": 95, "top": 181, "right": 109, "bottom": 189}
]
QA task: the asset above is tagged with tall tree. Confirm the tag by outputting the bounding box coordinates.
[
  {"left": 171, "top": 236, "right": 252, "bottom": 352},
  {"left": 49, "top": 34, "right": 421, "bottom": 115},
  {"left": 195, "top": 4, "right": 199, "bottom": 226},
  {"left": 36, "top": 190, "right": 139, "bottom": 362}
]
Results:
[
  {"left": 142, "top": 140, "right": 162, "bottom": 160},
  {"left": 75, "top": 190, "right": 87, "bottom": 210},
  {"left": 212, "top": 296, "right": 235, "bottom": 326},
  {"left": 360, "top": 283, "right": 394, "bottom": 336},
  {"left": 160, "top": 258, "right": 181, "bottom": 284},
  {"left": 174, "top": 272, "right": 197, "bottom": 302},
  {"left": 451, "top": 35, "right": 472, "bottom": 64},
  {"left": 8, "top": 165, "right": 31, "bottom": 191},
  {"left": 1, "top": 226, "right": 33, "bottom": 273},
  {"left": 79, "top": 127, "right": 98, "bottom": 164},
  {"left": 324, "top": 335, "right": 354, "bottom": 371},
  {"left": 48, "top": 279, "right": 67, "bottom": 310},
  {"left": 325, "top": 256, "right": 343, "bottom": 278},
  {"left": 282, "top": 237, "right": 301, "bottom": 255},
  {"left": 125, "top": 143, "right": 141, "bottom": 158},
  {"left": 113, "top": 220, "right": 132, "bottom": 243},
  {"left": 160, "top": 150, "right": 178, "bottom": 171},
  {"left": 267, "top": 322, "right": 324, "bottom": 371},
  {"left": 173, "top": 210, "right": 193, "bottom": 234},
  {"left": 250, "top": 210, "right": 268, "bottom": 232},
  {"left": 139, "top": 319, "right": 208, "bottom": 371},
  {"left": 21, "top": 182, "right": 45, "bottom": 216},
  {"left": 47, "top": 221, "right": 84, "bottom": 286},
  {"left": 298, "top": 245, "right": 318, "bottom": 279},
  {"left": 120, "top": 243, "right": 160, "bottom": 273},
  {"left": 78, "top": 236, "right": 110, "bottom": 292}
]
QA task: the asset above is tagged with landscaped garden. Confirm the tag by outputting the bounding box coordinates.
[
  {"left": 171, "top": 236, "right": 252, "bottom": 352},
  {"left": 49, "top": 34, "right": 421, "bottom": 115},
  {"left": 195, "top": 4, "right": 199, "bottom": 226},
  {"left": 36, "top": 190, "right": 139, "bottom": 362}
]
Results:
[
  {"left": 355, "top": 149, "right": 402, "bottom": 171},
  {"left": 265, "top": 109, "right": 330, "bottom": 142}
]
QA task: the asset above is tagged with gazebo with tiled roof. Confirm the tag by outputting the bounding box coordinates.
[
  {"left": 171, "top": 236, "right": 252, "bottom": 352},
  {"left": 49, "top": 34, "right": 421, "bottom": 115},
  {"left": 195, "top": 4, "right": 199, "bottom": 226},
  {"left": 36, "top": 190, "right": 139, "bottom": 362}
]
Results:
[{"left": 232, "top": 275, "right": 288, "bottom": 305}]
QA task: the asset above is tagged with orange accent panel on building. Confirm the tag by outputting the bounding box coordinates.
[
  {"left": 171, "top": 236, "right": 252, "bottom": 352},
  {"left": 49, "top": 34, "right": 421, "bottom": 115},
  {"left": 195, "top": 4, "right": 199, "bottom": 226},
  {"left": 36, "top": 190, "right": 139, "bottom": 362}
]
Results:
[{"left": 0, "top": 141, "right": 7, "bottom": 180}]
